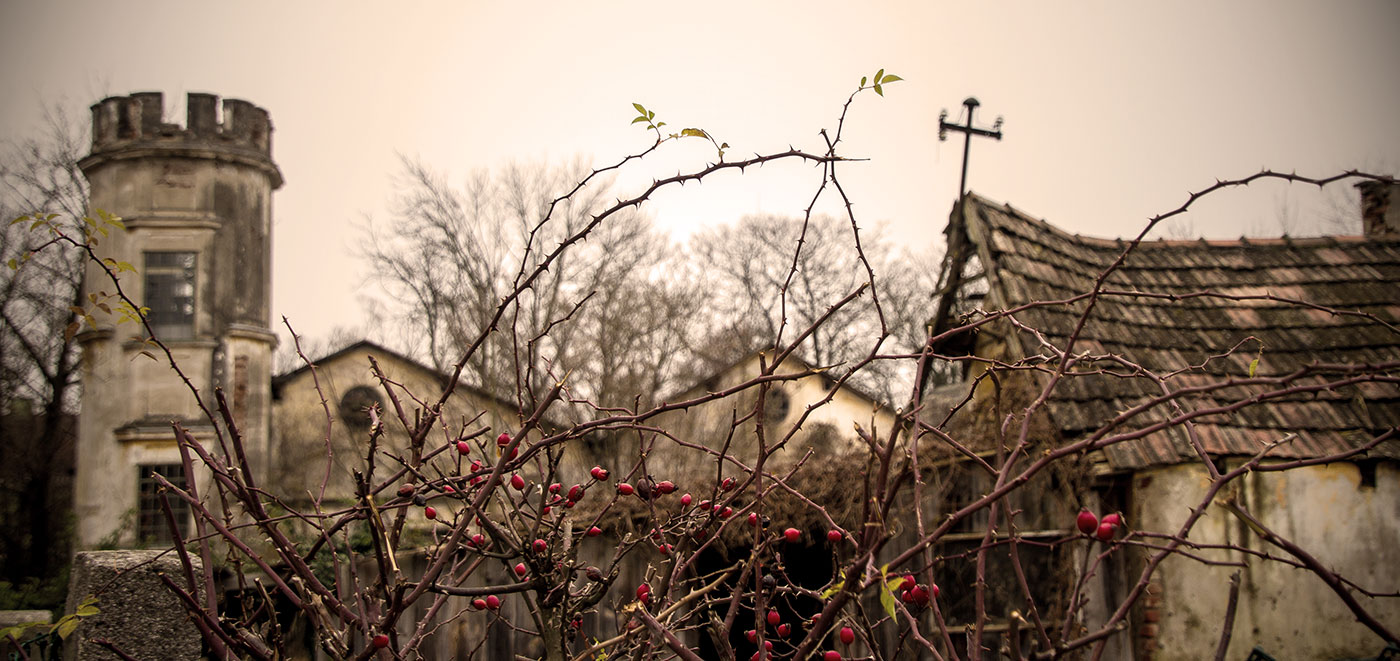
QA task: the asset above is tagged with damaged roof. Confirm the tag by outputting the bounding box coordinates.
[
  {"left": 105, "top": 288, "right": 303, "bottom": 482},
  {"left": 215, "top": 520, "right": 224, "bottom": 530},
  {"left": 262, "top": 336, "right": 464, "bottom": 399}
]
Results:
[{"left": 931, "top": 192, "right": 1400, "bottom": 472}]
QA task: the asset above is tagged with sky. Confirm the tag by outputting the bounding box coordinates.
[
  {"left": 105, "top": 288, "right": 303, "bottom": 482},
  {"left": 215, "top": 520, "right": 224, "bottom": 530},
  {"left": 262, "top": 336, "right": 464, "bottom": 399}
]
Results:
[{"left": 3, "top": 1, "right": 1398, "bottom": 347}]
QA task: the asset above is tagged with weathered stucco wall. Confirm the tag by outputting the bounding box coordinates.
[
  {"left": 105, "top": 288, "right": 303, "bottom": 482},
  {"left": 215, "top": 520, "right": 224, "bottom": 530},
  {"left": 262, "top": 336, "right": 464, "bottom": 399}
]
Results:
[
  {"left": 270, "top": 345, "right": 522, "bottom": 505},
  {"left": 650, "top": 353, "right": 900, "bottom": 480},
  {"left": 1131, "top": 460, "right": 1400, "bottom": 660}
]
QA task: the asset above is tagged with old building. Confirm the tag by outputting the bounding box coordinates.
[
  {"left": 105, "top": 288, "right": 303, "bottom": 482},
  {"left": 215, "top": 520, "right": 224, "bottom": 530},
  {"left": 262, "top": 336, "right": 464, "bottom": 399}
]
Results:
[
  {"left": 925, "top": 189, "right": 1400, "bottom": 659},
  {"left": 269, "top": 340, "right": 522, "bottom": 503},
  {"left": 74, "top": 92, "right": 280, "bottom": 548}
]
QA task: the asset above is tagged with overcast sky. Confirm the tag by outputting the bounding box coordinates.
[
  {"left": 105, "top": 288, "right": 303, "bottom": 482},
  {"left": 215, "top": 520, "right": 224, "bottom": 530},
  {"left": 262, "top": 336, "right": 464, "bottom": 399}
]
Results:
[{"left": 3, "top": 1, "right": 1398, "bottom": 347}]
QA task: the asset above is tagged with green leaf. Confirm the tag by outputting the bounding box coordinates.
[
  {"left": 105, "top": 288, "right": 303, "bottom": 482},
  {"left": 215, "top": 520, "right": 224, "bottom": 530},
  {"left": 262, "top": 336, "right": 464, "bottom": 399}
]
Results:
[
  {"left": 680, "top": 128, "right": 708, "bottom": 139},
  {"left": 860, "top": 76, "right": 867, "bottom": 87},
  {"left": 632, "top": 102, "right": 647, "bottom": 115},
  {"left": 819, "top": 571, "right": 847, "bottom": 600},
  {"left": 56, "top": 615, "right": 79, "bottom": 639},
  {"left": 874, "top": 83, "right": 883, "bottom": 97},
  {"left": 6, "top": 258, "right": 16, "bottom": 270},
  {"left": 1248, "top": 358, "right": 1259, "bottom": 377},
  {"left": 875, "top": 68, "right": 884, "bottom": 83},
  {"left": 879, "top": 583, "right": 896, "bottom": 618},
  {"left": 631, "top": 117, "right": 650, "bottom": 124},
  {"left": 881, "top": 74, "right": 902, "bottom": 83}
]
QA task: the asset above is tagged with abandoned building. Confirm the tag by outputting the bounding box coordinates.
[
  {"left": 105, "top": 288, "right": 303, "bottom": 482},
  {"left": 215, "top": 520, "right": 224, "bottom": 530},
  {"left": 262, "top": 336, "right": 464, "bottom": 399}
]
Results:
[{"left": 923, "top": 189, "right": 1400, "bottom": 659}]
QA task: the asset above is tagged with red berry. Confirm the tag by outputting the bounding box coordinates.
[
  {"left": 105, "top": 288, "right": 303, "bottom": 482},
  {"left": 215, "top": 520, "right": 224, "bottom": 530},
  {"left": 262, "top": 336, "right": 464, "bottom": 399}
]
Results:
[
  {"left": 720, "top": 507, "right": 733, "bottom": 518},
  {"left": 931, "top": 583, "right": 940, "bottom": 598},
  {"left": 745, "top": 629, "right": 758, "bottom": 643},
  {"left": 485, "top": 595, "right": 500, "bottom": 610},
  {"left": 766, "top": 609, "right": 780, "bottom": 626},
  {"left": 568, "top": 484, "right": 585, "bottom": 501},
  {"left": 617, "top": 483, "right": 635, "bottom": 496},
  {"left": 549, "top": 483, "right": 562, "bottom": 494},
  {"left": 587, "top": 526, "right": 602, "bottom": 537},
  {"left": 1102, "top": 512, "right": 1123, "bottom": 528},
  {"left": 777, "top": 623, "right": 790, "bottom": 637},
  {"left": 636, "top": 584, "right": 650, "bottom": 602},
  {"left": 681, "top": 493, "right": 693, "bottom": 506},
  {"left": 533, "top": 539, "right": 547, "bottom": 553},
  {"left": 657, "top": 480, "right": 676, "bottom": 494},
  {"left": 472, "top": 598, "right": 487, "bottom": 610},
  {"left": 397, "top": 483, "right": 414, "bottom": 497},
  {"left": 442, "top": 484, "right": 455, "bottom": 493},
  {"left": 1096, "top": 521, "right": 1116, "bottom": 541},
  {"left": 457, "top": 440, "right": 471, "bottom": 455},
  {"left": 470, "top": 533, "right": 485, "bottom": 547},
  {"left": 901, "top": 574, "right": 916, "bottom": 590},
  {"left": 510, "top": 474, "right": 525, "bottom": 490},
  {"left": 764, "top": 640, "right": 773, "bottom": 651},
  {"left": 910, "top": 585, "right": 930, "bottom": 606},
  {"left": 372, "top": 633, "right": 389, "bottom": 649},
  {"left": 722, "top": 477, "right": 736, "bottom": 491},
  {"left": 840, "top": 626, "right": 854, "bottom": 645},
  {"left": 824, "top": 652, "right": 842, "bottom": 661},
  {"left": 1076, "top": 509, "right": 1098, "bottom": 535},
  {"left": 590, "top": 466, "right": 609, "bottom": 480},
  {"left": 497, "top": 432, "right": 511, "bottom": 447},
  {"left": 659, "top": 543, "right": 672, "bottom": 555},
  {"left": 784, "top": 528, "right": 801, "bottom": 543},
  {"left": 827, "top": 530, "right": 842, "bottom": 542},
  {"left": 749, "top": 512, "right": 760, "bottom": 526},
  {"left": 424, "top": 506, "right": 437, "bottom": 520},
  {"left": 514, "top": 562, "right": 528, "bottom": 577},
  {"left": 698, "top": 499, "right": 711, "bottom": 509}
]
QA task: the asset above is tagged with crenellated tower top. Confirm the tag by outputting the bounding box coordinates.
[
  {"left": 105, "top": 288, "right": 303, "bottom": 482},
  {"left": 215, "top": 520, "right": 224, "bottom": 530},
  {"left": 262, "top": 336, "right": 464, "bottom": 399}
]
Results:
[{"left": 80, "top": 92, "right": 282, "bottom": 188}]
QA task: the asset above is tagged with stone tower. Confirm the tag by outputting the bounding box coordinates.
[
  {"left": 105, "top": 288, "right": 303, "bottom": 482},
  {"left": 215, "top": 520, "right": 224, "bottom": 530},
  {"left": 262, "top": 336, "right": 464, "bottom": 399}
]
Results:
[{"left": 74, "top": 92, "right": 281, "bottom": 548}]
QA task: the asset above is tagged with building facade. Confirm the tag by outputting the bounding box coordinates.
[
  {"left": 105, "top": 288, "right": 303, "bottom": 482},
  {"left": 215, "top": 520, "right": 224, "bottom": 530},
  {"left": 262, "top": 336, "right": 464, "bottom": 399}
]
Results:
[{"left": 74, "top": 92, "right": 281, "bottom": 548}]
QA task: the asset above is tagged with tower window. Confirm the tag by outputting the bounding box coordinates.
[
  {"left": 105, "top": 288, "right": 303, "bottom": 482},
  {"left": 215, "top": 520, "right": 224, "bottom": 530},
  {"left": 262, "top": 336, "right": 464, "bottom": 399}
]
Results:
[
  {"left": 144, "top": 252, "right": 196, "bottom": 339},
  {"left": 137, "top": 463, "right": 190, "bottom": 546}
]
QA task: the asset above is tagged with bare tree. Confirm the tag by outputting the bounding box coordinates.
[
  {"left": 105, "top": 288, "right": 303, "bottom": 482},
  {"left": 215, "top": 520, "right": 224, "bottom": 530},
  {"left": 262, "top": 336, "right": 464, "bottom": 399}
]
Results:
[
  {"left": 689, "top": 213, "right": 939, "bottom": 401},
  {"left": 365, "top": 158, "right": 702, "bottom": 413},
  {"left": 0, "top": 102, "right": 88, "bottom": 607}
]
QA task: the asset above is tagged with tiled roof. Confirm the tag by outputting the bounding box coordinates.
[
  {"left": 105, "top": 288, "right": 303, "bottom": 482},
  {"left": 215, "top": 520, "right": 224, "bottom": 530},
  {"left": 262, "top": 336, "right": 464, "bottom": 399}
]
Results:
[{"left": 942, "top": 193, "right": 1400, "bottom": 471}]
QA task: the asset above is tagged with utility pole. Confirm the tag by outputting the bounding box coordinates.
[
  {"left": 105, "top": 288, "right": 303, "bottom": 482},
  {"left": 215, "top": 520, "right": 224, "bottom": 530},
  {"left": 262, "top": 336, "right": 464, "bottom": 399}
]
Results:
[{"left": 939, "top": 97, "right": 1003, "bottom": 199}]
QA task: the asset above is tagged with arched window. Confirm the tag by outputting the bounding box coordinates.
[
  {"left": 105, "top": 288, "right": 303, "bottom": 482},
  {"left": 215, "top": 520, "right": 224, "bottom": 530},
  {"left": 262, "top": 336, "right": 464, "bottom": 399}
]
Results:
[{"left": 338, "top": 385, "right": 384, "bottom": 431}]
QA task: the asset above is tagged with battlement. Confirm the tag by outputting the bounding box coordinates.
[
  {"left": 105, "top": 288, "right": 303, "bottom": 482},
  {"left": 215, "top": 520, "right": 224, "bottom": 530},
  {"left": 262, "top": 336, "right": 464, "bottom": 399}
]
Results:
[{"left": 89, "top": 92, "right": 274, "bottom": 157}]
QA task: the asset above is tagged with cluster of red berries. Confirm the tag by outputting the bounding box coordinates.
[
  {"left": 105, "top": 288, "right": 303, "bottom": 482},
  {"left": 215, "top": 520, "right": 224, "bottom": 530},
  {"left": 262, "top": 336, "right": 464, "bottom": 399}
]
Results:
[
  {"left": 1076, "top": 509, "right": 1124, "bottom": 541},
  {"left": 894, "top": 574, "right": 937, "bottom": 606},
  {"left": 470, "top": 595, "right": 501, "bottom": 611},
  {"left": 742, "top": 611, "right": 843, "bottom": 661}
]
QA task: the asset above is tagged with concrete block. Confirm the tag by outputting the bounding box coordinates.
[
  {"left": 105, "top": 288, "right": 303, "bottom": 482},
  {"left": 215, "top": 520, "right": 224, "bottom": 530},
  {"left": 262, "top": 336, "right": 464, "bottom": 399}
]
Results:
[{"left": 63, "top": 550, "right": 204, "bottom": 660}]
